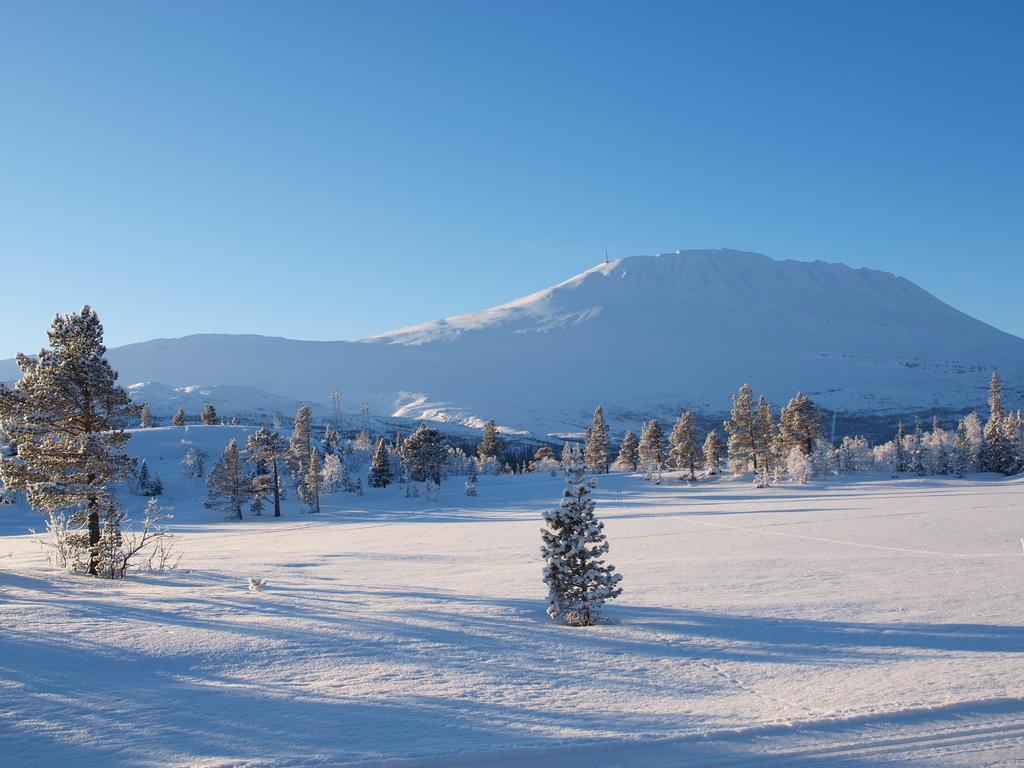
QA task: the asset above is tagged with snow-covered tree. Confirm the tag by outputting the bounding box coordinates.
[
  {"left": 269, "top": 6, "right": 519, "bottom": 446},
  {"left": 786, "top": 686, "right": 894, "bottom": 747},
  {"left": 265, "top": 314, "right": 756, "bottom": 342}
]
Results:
[
  {"left": 206, "top": 438, "right": 251, "bottom": 519},
  {"left": 302, "top": 451, "right": 322, "bottom": 513},
  {"left": 668, "top": 411, "right": 698, "bottom": 480},
  {"left": 201, "top": 403, "right": 219, "bottom": 425},
  {"left": 0, "top": 306, "right": 139, "bottom": 575},
  {"left": 779, "top": 392, "right": 822, "bottom": 457},
  {"left": 402, "top": 423, "right": 447, "bottom": 485},
  {"left": 723, "top": 384, "right": 757, "bottom": 472},
  {"left": 950, "top": 420, "right": 972, "bottom": 477},
  {"left": 637, "top": 419, "right": 665, "bottom": 475},
  {"left": 181, "top": 444, "right": 208, "bottom": 479},
  {"left": 140, "top": 403, "right": 153, "bottom": 428},
  {"left": 321, "top": 426, "right": 341, "bottom": 456},
  {"left": 584, "top": 406, "right": 610, "bottom": 473},
  {"left": 906, "top": 424, "right": 927, "bottom": 476},
  {"left": 246, "top": 427, "right": 286, "bottom": 516},
  {"left": 540, "top": 445, "right": 623, "bottom": 626},
  {"left": 754, "top": 396, "right": 779, "bottom": 476},
  {"left": 702, "top": 429, "right": 723, "bottom": 475},
  {"left": 287, "top": 405, "right": 314, "bottom": 492},
  {"left": 894, "top": 422, "right": 907, "bottom": 472},
  {"left": 983, "top": 372, "right": 1016, "bottom": 474},
  {"left": 836, "top": 436, "right": 873, "bottom": 474},
  {"left": 368, "top": 437, "right": 392, "bottom": 488},
  {"left": 171, "top": 408, "right": 186, "bottom": 427},
  {"left": 924, "top": 417, "right": 949, "bottom": 475},
  {"left": 612, "top": 431, "right": 639, "bottom": 472},
  {"left": 321, "top": 452, "right": 347, "bottom": 493},
  {"left": 786, "top": 446, "right": 811, "bottom": 484},
  {"left": 477, "top": 419, "right": 500, "bottom": 462}
]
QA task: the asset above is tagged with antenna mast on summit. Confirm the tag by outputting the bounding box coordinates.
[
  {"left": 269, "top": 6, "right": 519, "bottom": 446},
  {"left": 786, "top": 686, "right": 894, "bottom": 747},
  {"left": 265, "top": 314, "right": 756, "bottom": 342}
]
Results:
[{"left": 604, "top": 249, "right": 609, "bottom": 265}]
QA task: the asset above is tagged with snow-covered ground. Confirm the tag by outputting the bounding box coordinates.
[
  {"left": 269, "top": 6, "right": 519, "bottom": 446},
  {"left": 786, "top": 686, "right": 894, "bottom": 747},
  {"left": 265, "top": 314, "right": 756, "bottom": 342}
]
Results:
[{"left": 2, "top": 427, "right": 1023, "bottom": 766}]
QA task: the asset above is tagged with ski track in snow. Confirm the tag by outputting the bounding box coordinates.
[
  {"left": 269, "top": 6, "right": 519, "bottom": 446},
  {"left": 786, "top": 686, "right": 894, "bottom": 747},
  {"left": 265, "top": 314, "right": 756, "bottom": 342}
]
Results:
[{"left": 1, "top": 432, "right": 1022, "bottom": 767}]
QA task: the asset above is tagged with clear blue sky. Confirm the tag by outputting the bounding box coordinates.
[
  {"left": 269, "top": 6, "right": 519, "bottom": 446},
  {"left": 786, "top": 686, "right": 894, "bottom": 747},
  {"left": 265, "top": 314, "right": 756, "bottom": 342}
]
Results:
[{"left": 2, "top": 0, "right": 1022, "bottom": 358}]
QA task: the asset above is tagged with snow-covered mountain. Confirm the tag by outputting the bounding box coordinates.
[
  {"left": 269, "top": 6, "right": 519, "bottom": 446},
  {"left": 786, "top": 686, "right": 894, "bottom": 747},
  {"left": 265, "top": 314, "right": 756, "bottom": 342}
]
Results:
[{"left": 3, "top": 249, "right": 1022, "bottom": 435}]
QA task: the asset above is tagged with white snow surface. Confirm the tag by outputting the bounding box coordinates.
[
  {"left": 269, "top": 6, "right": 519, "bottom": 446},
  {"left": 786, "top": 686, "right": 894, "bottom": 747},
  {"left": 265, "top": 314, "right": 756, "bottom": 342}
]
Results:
[
  {"left": 3, "top": 249, "right": 1022, "bottom": 435},
  {"left": 2, "top": 425, "right": 1023, "bottom": 766}
]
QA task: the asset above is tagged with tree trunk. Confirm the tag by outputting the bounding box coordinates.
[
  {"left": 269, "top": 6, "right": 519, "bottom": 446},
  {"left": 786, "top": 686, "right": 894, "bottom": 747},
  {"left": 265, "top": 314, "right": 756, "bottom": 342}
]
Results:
[
  {"left": 272, "top": 457, "right": 281, "bottom": 517},
  {"left": 87, "top": 498, "right": 100, "bottom": 576}
]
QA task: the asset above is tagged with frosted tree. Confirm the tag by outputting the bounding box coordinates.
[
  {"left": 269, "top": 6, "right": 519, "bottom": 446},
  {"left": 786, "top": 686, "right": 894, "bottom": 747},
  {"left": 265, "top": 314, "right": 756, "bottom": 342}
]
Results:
[
  {"left": 779, "top": 392, "right": 822, "bottom": 457},
  {"left": 668, "top": 411, "right": 698, "bottom": 480},
  {"left": 584, "top": 406, "right": 611, "bottom": 473},
  {"left": 951, "top": 420, "right": 972, "bottom": 477},
  {"left": 321, "top": 426, "right": 341, "bottom": 456},
  {"left": 171, "top": 408, "right": 186, "bottom": 427},
  {"left": 962, "top": 412, "right": 983, "bottom": 471},
  {"left": 754, "top": 396, "right": 778, "bottom": 475},
  {"left": 925, "top": 417, "right": 949, "bottom": 475},
  {"left": 983, "top": 372, "right": 1015, "bottom": 473},
  {"left": 540, "top": 445, "right": 622, "bottom": 626},
  {"left": 201, "top": 403, "right": 219, "bottom": 425},
  {"left": 206, "top": 439, "right": 251, "bottom": 519},
  {"left": 906, "top": 424, "right": 927, "bottom": 476},
  {"left": 786, "top": 447, "right": 811, "bottom": 484},
  {"left": 702, "top": 429, "right": 723, "bottom": 475},
  {"left": 246, "top": 427, "right": 285, "bottom": 517},
  {"left": 612, "top": 431, "right": 639, "bottom": 472},
  {"left": 402, "top": 423, "right": 447, "bottom": 485},
  {"left": 723, "top": 384, "right": 757, "bottom": 472},
  {"left": 368, "top": 437, "right": 392, "bottom": 488},
  {"left": 0, "top": 306, "right": 139, "bottom": 575},
  {"left": 894, "top": 422, "right": 907, "bottom": 472},
  {"left": 140, "top": 403, "right": 153, "bottom": 428},
  {"left": 637, "top": 419, "right": 665, "bottom": 475},
  {"left": 302, "top": 451, "right": 322, "bottom": 513},
  {"left": 181, "top": 445, "right": 207, "bottom": 479},
  {"left": 477, "top": 419, "right": 500, "bottom": 462},
  {"left": 287, "top": 405, "right": 314, "bottom": 492},
  {"left": 321, "top": 452, "right": 346, "bottom": 493}
]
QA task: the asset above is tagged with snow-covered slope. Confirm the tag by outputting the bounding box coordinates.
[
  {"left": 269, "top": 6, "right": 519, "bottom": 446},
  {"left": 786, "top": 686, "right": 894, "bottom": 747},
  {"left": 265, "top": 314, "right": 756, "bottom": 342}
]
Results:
[{"left": 3, "top": 249, "right": 1022, "bottom": 434}]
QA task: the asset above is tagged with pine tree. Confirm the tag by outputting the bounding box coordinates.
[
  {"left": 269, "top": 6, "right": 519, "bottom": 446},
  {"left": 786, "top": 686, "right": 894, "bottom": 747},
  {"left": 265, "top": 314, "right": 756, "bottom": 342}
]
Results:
[
  {"left": 668, "top": 411, "right": 698, "bottom": 480},
  {"left": 754, "top": 396, "right": 778, "bottom": 474},
  {"left": 287, "top": 405, "right": 314, "bottom": 492},
  {"left": 613, "top": 431, "right": 639, "bottom": 472},
  {"left": 637, "top": 419, "right": 665, "bottom": 473},
  {"left": 779, "top": 392, "right": 822, "bottom": 456},
  {"left": 201, "top": 403, "right": 219, "bottom": 425},
  {"left": 540, "top": 445, "right": 622, "bottom": 626},
  {"left": 140, "top": 403, "right": 153, "bottom": 428},
  {"left": 402, "top": 423, "right": 447, "bottom": 485},
  {"left": 206, "top": 439, "right": 251, "bottom": 519},
  {"left": 951, "top": 420, "right": 971, "bottom": 477},
  {"left": 478, "top": 419, "right": 500, "bottom": 461},
  {"left": 907, "top": 423, "right": 927, "bottom": 476},
  {"left": 321, "top": 452, "right": 346, "bottom": 493},
  {"left": 0, "top": 306, "right": 139, "bottom": 575},
  {"left": 171, "top": 408, "right": 186, "bottom": 427},
  {"left": 894, "top": 422, "right": 907, "bottom": 472},
  {"left": 368, "top": 437, "right": 392, "bottom": 488},
  {"left": 302, "top": 450, "right": 322, "bottom": 513},
  {"left": 321, "top": 426, "right": 341, "bottom": 456},
  {"left": 702, "top": 429, "right": 723, "bottom": 475},
  {"left": 584, "top": 406, "right": 610, "bottom": 473},
  {"left": 246, "top": 427, "right": 285, "bottom": 517},
  {"left": 723, "top": 383, "right": 757, "bottom": 472}
]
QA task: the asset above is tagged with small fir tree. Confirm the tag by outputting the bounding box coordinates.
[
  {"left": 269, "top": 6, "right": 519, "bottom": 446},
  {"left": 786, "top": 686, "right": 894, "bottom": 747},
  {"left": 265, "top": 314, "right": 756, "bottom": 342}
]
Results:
[
  {"left": 668, "top": 411, "right": 698, "bottom": 480},
  {"left": 637, "top": 419, "right": 665, "bottom": 474},
  {"left": 368, "top": 437, "right": 392, "bottom": 488},
  {"left": 478, "top": 419, "right": 500, "bottom": 461},
  {"left": 723, "top": 384, "right": 757, "bottom": 472},
  {"left": 779, "top": 392, "right": 822, "bottom": 456},
  {"left": 613, "top": 431, "right": 639, "bottom": 472},
  {"left": 140, "top": 403, "right": 153, "bottom": 428},
  {"left": 540, "top": 445, "right": 622, "bottom": 626},
  {"left": 703, "top": 429, "right": 723, "bottom": 475},
  {"left": 171, "top": 408, "right": 186, "bottom": 427},
  {"left": 201, "top": 403, "right": 219, "bottom": 425}
]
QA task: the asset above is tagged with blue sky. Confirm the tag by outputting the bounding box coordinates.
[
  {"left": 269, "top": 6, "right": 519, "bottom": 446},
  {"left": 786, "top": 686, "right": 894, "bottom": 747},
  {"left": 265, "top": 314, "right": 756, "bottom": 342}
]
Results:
[{"left": 2, "top": 0, "right": 1022, "bottom": 358}]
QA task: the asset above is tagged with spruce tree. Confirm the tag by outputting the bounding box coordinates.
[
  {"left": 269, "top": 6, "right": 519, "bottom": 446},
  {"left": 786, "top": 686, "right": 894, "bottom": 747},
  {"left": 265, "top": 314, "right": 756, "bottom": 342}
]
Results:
[
  {"left": 368, "top": 437, "right": 392, "bottom": 488},
  {"left": 907, "top": 423, "right": 927, "bottom": 476},
  {"left": 668, "top": 411, "right": 698, "bottom": 480},
  {"left": 723, "top": 384, "right": 757, "bottom": 472},
  {"left": 637, "top": 419, "right": 665, "bottom": 473},
  {"left": 703, "top": 429, "right": 723, "bottom": 475},
  {"left": 0, "top": 306, "right": 139, "bottom": 575},
  {"left": 584, "top": 406, "right": 610, "bottom": 473},
  {"left": 140, "top": 403, "right": 152, "bottom": 428},
  {"left": 246, "top": 427, "right": 286, "bottom": 517},
  {"left": 983, "top": 372, "right": 1015, "bottom": 473},
  {"left": 951, "top": 420, "right": 971, "bottom": 477},
  {"left": 779, "top": 392, "right": 822, "bottom": 456},
  {"left": 171, "top": 408, "right": 186, "bottom": 427},
  {"left": 754, "top": 396, "right": 778, "bottom": 474},
  {"left": 302, "top": 450, "right": 322, "bottom": 513},
  {"left": 206, "top": 438, "right": 251, "bottom": 519},
  {"left": 478, "top": 419, "right": 500, "bottom": 461},
  {"left": 613, "top": 431, "right": 639, "bottom": 472},
  {"left": 540, "top": 445, "right": 622, "bottom": 626},
  {"left": 201, "top": 403, "right": 219, "bottom": 425}
]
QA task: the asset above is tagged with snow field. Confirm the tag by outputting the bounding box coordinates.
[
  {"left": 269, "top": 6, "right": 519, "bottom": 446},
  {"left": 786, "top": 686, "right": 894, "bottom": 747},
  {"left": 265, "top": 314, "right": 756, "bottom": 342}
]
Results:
[{"left": 1, "top": 432, "right": 1023, "bottom": 766}]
